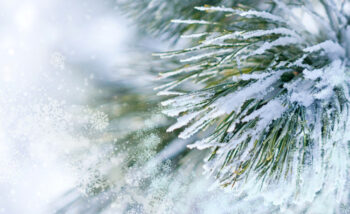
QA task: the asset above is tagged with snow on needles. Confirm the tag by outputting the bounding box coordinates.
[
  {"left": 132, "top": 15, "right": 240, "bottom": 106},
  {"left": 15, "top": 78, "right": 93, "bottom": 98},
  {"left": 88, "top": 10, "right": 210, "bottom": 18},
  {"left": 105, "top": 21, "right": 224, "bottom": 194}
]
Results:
[{"left": 158, "top": 1, "right": 350, "bottom": 209}]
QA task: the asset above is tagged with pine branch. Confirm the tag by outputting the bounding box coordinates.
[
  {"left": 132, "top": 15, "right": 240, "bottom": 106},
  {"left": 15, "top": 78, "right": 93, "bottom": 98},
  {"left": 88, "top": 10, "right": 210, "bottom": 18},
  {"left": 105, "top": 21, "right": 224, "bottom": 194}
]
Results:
[
  {"left": 116, "top": 0, "right": 262, "bottom": 41},
  {"left": 158, "top": 1, "right": 350, "bottom": 188}
]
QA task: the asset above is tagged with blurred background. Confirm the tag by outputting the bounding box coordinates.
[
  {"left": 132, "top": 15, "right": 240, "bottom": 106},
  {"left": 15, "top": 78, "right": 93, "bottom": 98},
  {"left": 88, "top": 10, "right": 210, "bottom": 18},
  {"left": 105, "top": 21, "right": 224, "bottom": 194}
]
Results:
[{"left": 0, "top": 0, "right": 147, "bottom": 213}]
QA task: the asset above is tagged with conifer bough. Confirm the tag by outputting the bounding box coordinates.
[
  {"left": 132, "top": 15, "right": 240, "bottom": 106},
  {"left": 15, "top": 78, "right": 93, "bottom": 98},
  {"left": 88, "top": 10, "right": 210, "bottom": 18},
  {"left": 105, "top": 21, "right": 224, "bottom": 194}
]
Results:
[{"left": 156, "top": 0, "right": 350, "bottom": 188}]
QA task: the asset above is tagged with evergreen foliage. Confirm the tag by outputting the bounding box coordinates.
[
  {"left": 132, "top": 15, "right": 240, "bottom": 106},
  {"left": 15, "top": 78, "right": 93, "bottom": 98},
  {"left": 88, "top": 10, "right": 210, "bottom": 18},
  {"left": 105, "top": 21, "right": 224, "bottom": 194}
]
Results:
[
  {"left": 157, "top": 0, "right": 350, "bottom": 189},
  {"left": 118, "top": 0, "right": 260, "bottom": 40},
  {"left": 57, "top": 0, "right": 350, "bottom": 213}
]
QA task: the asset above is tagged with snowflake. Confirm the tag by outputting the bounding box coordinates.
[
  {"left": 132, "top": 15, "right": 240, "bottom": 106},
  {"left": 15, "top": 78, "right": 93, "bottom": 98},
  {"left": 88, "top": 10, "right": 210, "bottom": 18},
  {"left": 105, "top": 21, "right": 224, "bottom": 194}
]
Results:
[{"left": 50, "top": 52, "right": 65, "bottom": 70}]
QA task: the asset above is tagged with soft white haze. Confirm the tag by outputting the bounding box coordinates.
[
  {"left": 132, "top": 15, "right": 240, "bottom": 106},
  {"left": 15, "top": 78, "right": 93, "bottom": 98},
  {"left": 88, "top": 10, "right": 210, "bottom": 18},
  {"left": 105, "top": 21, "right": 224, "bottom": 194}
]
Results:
[{"left": 0, "top": 0, "right": 129, "bottom": 213}]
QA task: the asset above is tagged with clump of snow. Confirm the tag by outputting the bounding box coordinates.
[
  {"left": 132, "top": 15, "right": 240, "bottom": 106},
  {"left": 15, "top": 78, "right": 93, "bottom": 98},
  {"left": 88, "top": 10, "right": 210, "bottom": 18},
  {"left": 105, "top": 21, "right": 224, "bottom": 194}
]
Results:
[
  {"left": 244, "top": 37, "right": 300, "bottom": 59},
  {"left": 242, "top": 99, "right": 286, "bottom": 128},
  {"left": 304, "top": 40, "right": 345, "bottom": 60}
]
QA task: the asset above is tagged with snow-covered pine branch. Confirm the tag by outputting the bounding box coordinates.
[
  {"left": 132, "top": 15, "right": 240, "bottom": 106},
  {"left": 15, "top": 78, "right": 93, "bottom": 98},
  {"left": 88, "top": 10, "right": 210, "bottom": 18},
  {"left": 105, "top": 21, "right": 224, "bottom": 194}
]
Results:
[{"left": 157, "top": 0, "right": 350, "bottom": 201}]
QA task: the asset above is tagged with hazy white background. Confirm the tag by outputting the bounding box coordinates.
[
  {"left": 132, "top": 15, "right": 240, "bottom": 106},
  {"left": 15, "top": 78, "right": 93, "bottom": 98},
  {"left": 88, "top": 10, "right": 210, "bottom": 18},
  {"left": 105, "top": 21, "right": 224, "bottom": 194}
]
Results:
[{"left": 0, "top": 0, "right": 132, "bottom": 213}]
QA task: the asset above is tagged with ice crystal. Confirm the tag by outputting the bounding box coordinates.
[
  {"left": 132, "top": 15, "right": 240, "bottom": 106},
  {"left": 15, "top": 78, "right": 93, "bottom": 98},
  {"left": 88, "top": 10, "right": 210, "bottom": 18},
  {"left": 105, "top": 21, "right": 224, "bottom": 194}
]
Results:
[{"left": 50, "top": 52, "right": 66, "bottom": 70}]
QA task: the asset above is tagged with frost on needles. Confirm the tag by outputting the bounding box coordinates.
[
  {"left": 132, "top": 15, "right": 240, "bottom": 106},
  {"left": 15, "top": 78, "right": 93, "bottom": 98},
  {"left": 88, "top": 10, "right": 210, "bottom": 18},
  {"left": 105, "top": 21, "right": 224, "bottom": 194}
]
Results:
[{"left": 157, "top": 0, "right": 350, "bottom": 200}]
